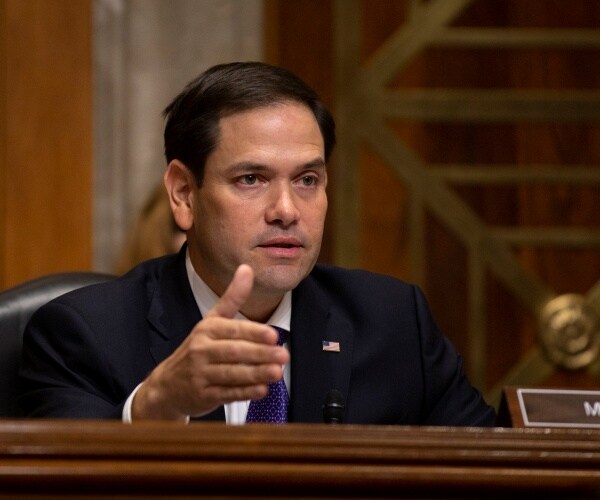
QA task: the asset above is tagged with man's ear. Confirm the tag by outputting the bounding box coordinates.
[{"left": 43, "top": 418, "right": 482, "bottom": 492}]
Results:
[{"left": 164, "top": 160, "right": 196, "bottom": 231}]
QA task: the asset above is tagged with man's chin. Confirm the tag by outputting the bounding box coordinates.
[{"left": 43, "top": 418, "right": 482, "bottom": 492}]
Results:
[{"left": 252, "top": 266, "right": 311, "bottom": 295}]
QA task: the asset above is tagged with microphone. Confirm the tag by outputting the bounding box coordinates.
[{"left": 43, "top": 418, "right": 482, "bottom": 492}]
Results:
[{"left": 322, "top": 389, "right": 345, "bottom": 424}]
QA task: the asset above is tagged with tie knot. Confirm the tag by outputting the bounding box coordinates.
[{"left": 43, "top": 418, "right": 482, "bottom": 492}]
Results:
[{"left": 272, "top": 326, "right": 287, "bottom": 346}]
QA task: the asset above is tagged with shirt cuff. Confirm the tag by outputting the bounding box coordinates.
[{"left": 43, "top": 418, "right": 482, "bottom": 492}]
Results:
[
  {"left": 122, "top": 382, "right": 143, "bottom": 423},
  {"left": 122, "top": 382, "right": 190, "bottom": 424}
]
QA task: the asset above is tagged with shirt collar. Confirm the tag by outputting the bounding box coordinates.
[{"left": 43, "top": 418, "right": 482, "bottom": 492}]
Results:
[{"left": 185, "top": 251, "right": 291, "bottom": 331}]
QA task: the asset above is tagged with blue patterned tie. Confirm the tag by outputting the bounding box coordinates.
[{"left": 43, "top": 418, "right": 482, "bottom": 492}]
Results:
[{"left": 245, "top": 327, "right": 289, "bottom": 424}]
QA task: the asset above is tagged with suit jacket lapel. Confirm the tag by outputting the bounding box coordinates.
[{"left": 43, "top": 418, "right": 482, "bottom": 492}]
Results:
[
  {"left": 289, "top": 275, "right": 354, "bottom": 423},
  {"left": 146, "top": 248, "right": 200, "bottom": 363}
]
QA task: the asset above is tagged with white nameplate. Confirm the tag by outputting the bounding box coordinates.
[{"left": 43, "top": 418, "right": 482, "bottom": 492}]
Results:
[{"left": 517, "top": 388, "right": 600, "bottom": 428}]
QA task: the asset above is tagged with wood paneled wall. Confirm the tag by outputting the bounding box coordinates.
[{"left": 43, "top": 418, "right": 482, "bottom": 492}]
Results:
[{"left": 0, "top": 0, "right": 92, "bottom": 290}]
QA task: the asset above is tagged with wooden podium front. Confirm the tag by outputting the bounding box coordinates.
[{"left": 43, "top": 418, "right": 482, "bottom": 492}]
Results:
[{"left": 0, "top": 420, "right": 599, "bottom": 498}]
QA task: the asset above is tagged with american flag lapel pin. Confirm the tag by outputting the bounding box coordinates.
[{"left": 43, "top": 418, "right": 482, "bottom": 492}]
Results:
[{"left": 322, "top": 340, "right": 340, "bottom": 352}]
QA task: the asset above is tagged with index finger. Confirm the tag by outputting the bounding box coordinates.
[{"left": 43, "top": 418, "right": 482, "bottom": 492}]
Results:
[{"left": 205, "top": 264, "right": 254, "bottom": 320}]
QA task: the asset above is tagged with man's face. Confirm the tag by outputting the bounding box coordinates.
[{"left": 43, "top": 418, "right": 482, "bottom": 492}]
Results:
[{"left": 187, "top": 102, "right": 327, "bottom": 302}]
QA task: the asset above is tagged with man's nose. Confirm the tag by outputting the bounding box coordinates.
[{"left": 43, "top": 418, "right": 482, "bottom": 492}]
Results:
[{"left": 265, "top": 184, "right": 300, "bottom": 226}]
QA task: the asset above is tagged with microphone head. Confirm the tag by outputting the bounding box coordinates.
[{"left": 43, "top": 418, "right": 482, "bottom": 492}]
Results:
[{"left": 322, "top": 389, "right": 345, "bottom": 424}]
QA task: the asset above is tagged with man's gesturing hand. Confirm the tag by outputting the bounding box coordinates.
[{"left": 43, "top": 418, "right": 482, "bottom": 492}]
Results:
[{"left": 131, "top": 264, "right": 290, "bottom": 421}]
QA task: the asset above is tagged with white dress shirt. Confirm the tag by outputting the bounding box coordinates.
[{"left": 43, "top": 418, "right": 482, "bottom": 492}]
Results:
[{"left": 123, "top": 252, "right": 291, "bottom": 424}]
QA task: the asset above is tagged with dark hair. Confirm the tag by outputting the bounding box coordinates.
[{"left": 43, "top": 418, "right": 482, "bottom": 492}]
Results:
[{"left": 163, "top": 61, "right": 336, "bottom": 184}]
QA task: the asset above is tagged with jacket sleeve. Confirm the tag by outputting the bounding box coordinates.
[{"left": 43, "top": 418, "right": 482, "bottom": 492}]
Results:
[
  {"left": 18, "top": 300, "right": 126, "bottom": 419},
  {"left": 412, "top": 286, "right": 496, "bottom": 426}
]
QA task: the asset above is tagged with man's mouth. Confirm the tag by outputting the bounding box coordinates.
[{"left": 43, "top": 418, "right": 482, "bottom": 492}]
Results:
[
  {"left": 258, "top": 238, "right": 303, "bottom": 256},
  {"left": 265, "top": 243, "right": 297, "bottom": 248},
  {"left": 259, "top": 238, "right": 302, "bottom": 248}
]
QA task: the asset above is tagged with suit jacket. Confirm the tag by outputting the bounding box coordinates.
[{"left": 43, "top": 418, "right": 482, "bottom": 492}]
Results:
[{"left": 18, "top": 248, "right": 496, "bottom": 426}]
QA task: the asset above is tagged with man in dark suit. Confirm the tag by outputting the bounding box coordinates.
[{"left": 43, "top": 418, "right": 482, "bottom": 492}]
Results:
[{"left": 19, "top": 62, "right": 495, "bottom": 425}]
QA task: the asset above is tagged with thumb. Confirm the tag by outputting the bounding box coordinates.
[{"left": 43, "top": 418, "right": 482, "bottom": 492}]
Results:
[{"left": 206, "top": 264, "right": 254, "bottom": 319}]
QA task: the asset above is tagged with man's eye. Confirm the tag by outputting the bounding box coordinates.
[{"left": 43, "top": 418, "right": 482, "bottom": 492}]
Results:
[
  {"left": 301, "top": 176, "right": 316, "bottom": 186},
  {"left": 240, "top": 174, "right": 258, "bottom": 185}
]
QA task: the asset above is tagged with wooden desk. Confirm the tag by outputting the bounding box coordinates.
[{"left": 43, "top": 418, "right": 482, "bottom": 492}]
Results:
[{"left": 0, "top": 420, "right": 598, "bottom": 498}]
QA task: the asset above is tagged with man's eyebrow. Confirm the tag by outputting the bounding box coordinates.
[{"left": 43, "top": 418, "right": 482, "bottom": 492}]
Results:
[
  {"left": 301, "top": 158, "right": 327, "bottom": 170},
  {"left": 225, "top": 158, "right": 326, "bottom": 175},
  {"left": 224, "top": 162, "right": 270, "bottom": 175}
]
